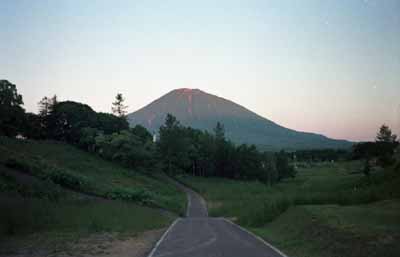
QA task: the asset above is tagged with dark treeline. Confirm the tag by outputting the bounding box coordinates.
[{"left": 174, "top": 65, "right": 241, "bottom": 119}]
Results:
[
  {"left": 351, "top": 125, "right": 399, "bottom": 175},
  {"left": 157, "top": 114, "right": 296, "bottom": 183},
  {"left": 287, "top": 149, "right": 350, "bottom": 163},
  {"left": 1, "top": 80, "right": 296, "bottom": 184}
]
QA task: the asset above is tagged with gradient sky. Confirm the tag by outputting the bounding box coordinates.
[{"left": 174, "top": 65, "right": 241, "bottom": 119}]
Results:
[{"left": 1, "top": 0, "right": 399, "bottom": 141}]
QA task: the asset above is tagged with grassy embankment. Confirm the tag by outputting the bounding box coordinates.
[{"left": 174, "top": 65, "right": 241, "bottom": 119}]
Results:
[
  {"left": 0, "top": 137, "right": 186, "bottom": 254},
  {"left": 178, "top": 161, "right": 400, "bottom": 257}
]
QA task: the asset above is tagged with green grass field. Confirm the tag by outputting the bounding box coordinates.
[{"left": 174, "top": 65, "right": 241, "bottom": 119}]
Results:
[
  {"left": 179, "top": 161, "right": 400, "bottom": 257},
  {"left": 0, "top": 137, "right": 185, "bottom": 254},
  {"left": 0, "top": 164, "right": 176, "bottom": 254},
  {"left": 0, "top": 137, "right": 186, "bottom": 214}
]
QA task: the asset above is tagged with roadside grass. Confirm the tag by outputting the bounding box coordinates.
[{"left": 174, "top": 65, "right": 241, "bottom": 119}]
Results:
[
  {"left": 179, "top": 161, "right": 400, "bottom": 257},
  {"left": 178, "top": 161, "right": 400, "bottom": 226},
  {"left": 0, "top": 196, "right": 174, "bottom": 255},
  {"left": 0, "top": 161, "right": 176, "bottom": 254},
  {"left": 252, "top": 200, "right": 400, "bottom": 257},
  {"left": 0, "top": 197, "right": 173, "bottom": 238},
  {"left": 0, "top": 137, "right": 186, "bottom": 214}
]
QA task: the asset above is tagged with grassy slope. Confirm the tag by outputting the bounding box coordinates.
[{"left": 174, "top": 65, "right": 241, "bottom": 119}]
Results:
[
  {"left": 0, "top": 164, "right": 175, "bottom": 254},
  {"left": 0, "top": 137, "right": 185, "bottom": 253},
  {"left": 253, "top": 201, "right": 400, "bottom": 257},
  {"left": 0, "top": 137, "right": 186, "bottom": 214},
  {"left": 179, "top": 161, "right": 400, "bottom": 257}
]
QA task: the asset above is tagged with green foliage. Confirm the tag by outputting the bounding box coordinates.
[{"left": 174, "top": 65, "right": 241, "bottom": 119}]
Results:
[
  {"left": 43, "top": 101, "right": 128, "bottom": 143},
  {"left": 0, "top": 80, "right": 25, "bottom": 137},
  {"left": 130, "top": 124, "right": 153, "bottom": 142},
  {"left": 96, "top": 112, "right": 129, "bottom": 134},
  {"left": 352, "top": 124, "right": 399, "bottom": 170},
  {"left": 158, "top": 114, "right": 294, "bottom": 183},
  {"left": 5, "top": 157, "right": 92, "bottom": 193},
  {"left": 292, "top": 149, "right": 350, "bottom": 162},
  {"left": 106, "top": 188, "right": 155, "bottom": 205},
  {"left": 0, "top": 198, "right": 174, "bottom": 238},
  {"left": 94, "top": 130, "right": 156, "bottom": 170},
  {"left": 0, "top": 137, "right": 186, "bottom": 214},
  {"left": 275, "top": 150, "right": 296, "bottom": 181},
  {"left": 179, "top": 161, "right": 400, "bottom": 226},
  {"left": 111, "top": 93, "right": 128, "bottom": 118},
  {"left": 253, "top": 201, "right": 400, "bottom": 257},
  {"left": 376, "top": 124, "right": 397, "bottom": 143},
  {"left": 23, "top": 112, "right": 44, "bottom": 139}
]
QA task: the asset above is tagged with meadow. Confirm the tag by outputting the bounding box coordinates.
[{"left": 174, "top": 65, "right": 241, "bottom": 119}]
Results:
[
  {"left": 0, "top": 137, "right": 185, "bottom": 254},
  {"left": 178, "top": 161, "right": 400, "bottom": 257},
  {"left": 0, "top": 137, "right": 186, "bottom": 214}
]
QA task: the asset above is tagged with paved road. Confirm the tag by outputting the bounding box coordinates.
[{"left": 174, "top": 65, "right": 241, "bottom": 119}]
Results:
[{"left": 148, "top": 181, "right": 287, "bottom": 257}]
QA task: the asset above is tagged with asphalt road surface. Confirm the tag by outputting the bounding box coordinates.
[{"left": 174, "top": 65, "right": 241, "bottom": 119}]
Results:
[{"left": 148, "top": 181, "right": 287, "bottom": 257}]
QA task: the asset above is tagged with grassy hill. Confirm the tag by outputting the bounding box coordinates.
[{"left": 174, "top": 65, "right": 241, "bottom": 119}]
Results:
[
  {"left": 0, "top": 137, "right": 186, "bottom": 213},
  {"left": 0, "top": 137, "right": 186, "bottom": 255},
  {"left": 178, "top": 161, "right": 400, "bottom": 257}
]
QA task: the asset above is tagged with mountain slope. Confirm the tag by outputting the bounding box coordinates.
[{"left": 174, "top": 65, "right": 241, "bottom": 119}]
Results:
[{"left": 127, "top": 88, "right": 351, "bottom": 150}]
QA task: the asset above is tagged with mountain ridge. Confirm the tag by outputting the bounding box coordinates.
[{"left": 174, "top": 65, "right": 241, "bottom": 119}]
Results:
[{"left": 127, "top": 88, "right": 352, "bottom": 150}]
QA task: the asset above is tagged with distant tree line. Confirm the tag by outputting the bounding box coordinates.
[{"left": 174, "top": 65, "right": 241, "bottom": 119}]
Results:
[
  {"left": 0, "top": 80, "right": 297, "bottom": 184},
  {"left": 157, "top": 114, "right": 296, "bottom": 183},
  {"left": 287, "top": 149, "right": 350, "bottom": 163},
  {"left": 352, "top": 125, "right": 399, "bottom": 175}
]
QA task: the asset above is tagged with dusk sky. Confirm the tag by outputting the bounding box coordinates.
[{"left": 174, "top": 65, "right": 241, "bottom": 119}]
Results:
[{"left": 1, "top": 0, "right": 399, "bottom": 141}]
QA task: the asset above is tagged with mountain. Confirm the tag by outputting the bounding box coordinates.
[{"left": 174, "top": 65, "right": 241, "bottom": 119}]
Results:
[{"left": 127, "top": 88, "right": 352, "bottom": 150}]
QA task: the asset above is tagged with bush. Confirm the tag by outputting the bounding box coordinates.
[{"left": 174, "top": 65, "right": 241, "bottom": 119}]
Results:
[
  {"left": 106, "top": 188, "right": 155, "bottom": 205},
  {"left": 48, "top": 168, "right": 89, "bottom": 191}
]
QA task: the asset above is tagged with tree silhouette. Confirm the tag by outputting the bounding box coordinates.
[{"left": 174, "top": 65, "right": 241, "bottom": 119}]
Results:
[
  {"left": 112, "top": 93, "right": 128, "bottom": 118},
  {"left": 376, "top": 124, "right": 397, "bottom": 143},
  {"left": 0, "top": 80, "right": 25, "bottom": 136}
]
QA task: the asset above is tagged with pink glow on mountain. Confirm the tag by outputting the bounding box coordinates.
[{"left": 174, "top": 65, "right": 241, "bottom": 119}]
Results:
[
  {"left": 175, "top": 88, "right": 197, "bottom": 116},
  {"left": 188, "top": 93, "right": 193, "bottom": 115}
]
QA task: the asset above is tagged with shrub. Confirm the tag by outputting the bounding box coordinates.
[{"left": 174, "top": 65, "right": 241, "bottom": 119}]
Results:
[{"left": 106, "top": 188, "right": 155, "bottom": 205}]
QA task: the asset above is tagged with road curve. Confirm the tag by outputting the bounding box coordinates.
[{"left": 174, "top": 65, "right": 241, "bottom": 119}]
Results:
[{"left": 148, "top": 179, "right": 287, "bottom": 257}]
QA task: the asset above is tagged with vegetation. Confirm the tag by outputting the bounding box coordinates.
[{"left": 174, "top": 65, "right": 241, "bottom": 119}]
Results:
[
  {"left": 0, "top": 137, "right": 186, "bottom": 214},
  {"left": 0, "top": 166, "right": 175, "bottom": 254},
  {"left": 0, "top": 196, "right": 173, "bottom": 239},
  {"left": 352, "top": 124, "right": 399, "bottom": 170},
  {"left": 158, "top": 114, "right": 295, "bottom": 183},
  {"left": 253, "top": 200, "right": 400, "bottom": 257},
  {"left": 1, "top": 80, "right": 399, "bottom": 257},
  {"left": 0, "top": 80, "right": 25, "bottom": 137},
  {"left": 179, "top": 159, "right": 400, "bottom": 257},
  {"left": 111, "top": 93, "right": 128, "bottom": 118}
]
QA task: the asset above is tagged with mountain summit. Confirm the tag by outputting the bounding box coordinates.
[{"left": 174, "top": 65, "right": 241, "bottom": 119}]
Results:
[{"left": 127, "top": 88, "right": 351, "bottom": 150}]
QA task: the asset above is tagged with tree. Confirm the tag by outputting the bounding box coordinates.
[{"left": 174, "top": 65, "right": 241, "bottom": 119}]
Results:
[
  {"left": 0, "top": 80, "right": 25, "bottom": 136},
  {"left": 275, "top": 150, "right": 296, "bottom": 181},
  {"left": 47, "top": 101, "right": 98, "bottom": 143},
  {"left": 96, "top": 112, "right": 129, "bottom": 134},
  {"left": 214, "top": 122, "right": 225, "bottom": 141},
  {"left": 158, "top": 114, "right": 190, "bottom": 174},
  {"left": 376, "top": 124, "right": 397, "bottom": 143},
  {"left": 38, "top": 95, "right": 57, "bottom": 118},
  {"left": 23, "top": 112, "right": 44, "bottom": 139},
  {"left": 112, "top": 93, "right": 128, "bottom": 118},
  {"left": 38, "top": 95, "right": 58, "bottom": 136},
  {"left": 130, "top": 125, "right": 152, "bottom": 143}
]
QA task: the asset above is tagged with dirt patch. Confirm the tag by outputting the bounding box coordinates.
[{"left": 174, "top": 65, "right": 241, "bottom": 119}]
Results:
[{"left": 0, "top": 229, "right": 164, "bottom": 257}]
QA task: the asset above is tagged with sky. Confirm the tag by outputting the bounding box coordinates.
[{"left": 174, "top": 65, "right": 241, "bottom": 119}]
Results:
[{"left": 1, "top": 0, "right": 399, "bottom": 141}]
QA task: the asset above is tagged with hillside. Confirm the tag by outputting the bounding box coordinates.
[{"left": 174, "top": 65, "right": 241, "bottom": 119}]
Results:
[
  {"left": 128, "top": 89, "right": 351, "bottom": 150},
  {"left": 0, "top": 137, "right": 187, "bottom": 256},
  {"left": 0, "top": 137, "right": 186, "bottom": 214}
]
